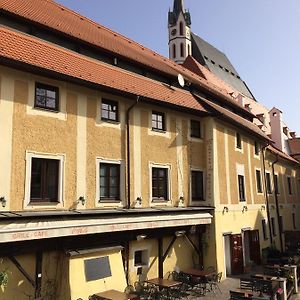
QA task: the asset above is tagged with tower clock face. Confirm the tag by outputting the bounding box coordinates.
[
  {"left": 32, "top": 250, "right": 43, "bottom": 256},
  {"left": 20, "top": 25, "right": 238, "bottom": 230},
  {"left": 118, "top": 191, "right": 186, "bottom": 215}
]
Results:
[{"left": 171, "top": 28, "right": 177, "bottom": 36}]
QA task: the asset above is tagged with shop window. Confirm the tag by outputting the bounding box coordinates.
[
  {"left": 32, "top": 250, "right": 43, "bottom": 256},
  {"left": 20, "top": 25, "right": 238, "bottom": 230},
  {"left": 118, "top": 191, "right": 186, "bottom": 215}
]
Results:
[
  {"left": 152, "top": 111, "right": 165, "bottom": 131},
  {"left": 190, "top": 120, "right": 202, "bottom": 138},
  {"left": 101, "top": 99, "right": 119, "bottom": 122},
  {"left": 152, "top": 167, "right": 168, "bottom": 201},
  {"left": 35, "top": 82, "right": 59, "bottom": 111},
  {"left": 191, "top": 170, "right": 204, "bottom": 201},
  {"left": 256, "top": 170, "right": 263, "bottom": 193},
  {"left": 99, "top": 163, "right": 120, "bottom": 201},
  {"left": 262, "top": 219, "right": 268, "bottom": 240},
  {"left": 30, "top": 158, "right": 59, "bottom": 203},
  {"left": 238, "top": 174, "right": 246, "bottom": 201},
  {"left": 134, "top": 249, "right": 149, "bottom": 267}
]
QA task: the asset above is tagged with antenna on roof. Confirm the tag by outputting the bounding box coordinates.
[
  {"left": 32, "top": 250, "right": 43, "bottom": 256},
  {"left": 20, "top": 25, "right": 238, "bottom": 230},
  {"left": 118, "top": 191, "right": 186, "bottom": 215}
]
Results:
[{"left": 178, "top": 74, "right": 185, "bottom": 87}]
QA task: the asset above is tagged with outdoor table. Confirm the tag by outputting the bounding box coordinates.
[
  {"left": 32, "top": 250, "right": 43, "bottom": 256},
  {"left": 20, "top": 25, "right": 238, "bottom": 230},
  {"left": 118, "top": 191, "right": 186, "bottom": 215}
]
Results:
[
  {"left": 91, "top": 289, "right": 139, "bottom": 300},
  {"left": 182, "top": 268, "right": 215, "bottom": 279},
  {"left": 145, "top": 278, "right": 182, "bottom": 299}
]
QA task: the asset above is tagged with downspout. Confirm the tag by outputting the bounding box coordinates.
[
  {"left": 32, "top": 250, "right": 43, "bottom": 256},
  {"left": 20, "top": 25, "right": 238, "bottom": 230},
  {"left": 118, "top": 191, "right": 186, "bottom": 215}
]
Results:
[
  {"left": 262, "top": 143, "right": 273, "bottom": 245},
  {"left": 271, "top": 153, "right": 283, "bottom": 252},
  {"left": 126, "top": 96, "right": 140, "bottom": 209}
]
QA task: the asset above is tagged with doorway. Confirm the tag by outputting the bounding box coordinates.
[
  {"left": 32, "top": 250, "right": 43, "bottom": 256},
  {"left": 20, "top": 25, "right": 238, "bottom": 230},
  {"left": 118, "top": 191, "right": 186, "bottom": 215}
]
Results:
[{"left": 230, "top": 233, "right": 244, "bottom": 275}]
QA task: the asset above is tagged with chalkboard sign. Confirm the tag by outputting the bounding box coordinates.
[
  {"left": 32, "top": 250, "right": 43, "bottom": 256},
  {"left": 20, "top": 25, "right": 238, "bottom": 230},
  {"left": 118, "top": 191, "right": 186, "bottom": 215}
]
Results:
[{"left": 84, "top": 256, "right": 112, "bottom": 281}]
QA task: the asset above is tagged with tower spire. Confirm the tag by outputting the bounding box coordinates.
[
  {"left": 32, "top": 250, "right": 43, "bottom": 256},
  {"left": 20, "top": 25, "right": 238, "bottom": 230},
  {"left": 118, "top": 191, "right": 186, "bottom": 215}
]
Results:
[{"left": 173, "top": 0, "right": 185, "bottom": 15}]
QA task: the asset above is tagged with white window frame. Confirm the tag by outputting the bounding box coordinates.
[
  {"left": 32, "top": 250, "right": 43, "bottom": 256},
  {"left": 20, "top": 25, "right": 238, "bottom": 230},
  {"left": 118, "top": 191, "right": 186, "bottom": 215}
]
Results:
[
  {"left": 148, "top": 111, "right": 170, "bottom": 138},
  {"left": 236, "top": 164, "right": 246, "bottom": 202},
  {"left": 235, "top": 132, "right": 243, "bottom": 153},
  {"left": 190, "top": 167, "right": 206, "bottom": 204},
  {"left": 149, "top": 162, "right": 172, "bottom": 206},
  {"left": 96, "top": 158, "right": 125, "bottom": 208},
  {"left": 133, "top": 248, "right": 150, "bottom": 268},
  {"left": 24, "top": 151, "right": 65, "bottom": 208}
]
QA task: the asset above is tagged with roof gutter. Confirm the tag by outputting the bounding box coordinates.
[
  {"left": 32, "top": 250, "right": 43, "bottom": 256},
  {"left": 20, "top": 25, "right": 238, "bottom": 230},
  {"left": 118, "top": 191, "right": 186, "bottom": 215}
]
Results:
[{"left": 126, "top": 96, "right": 140, "bottom": 209}]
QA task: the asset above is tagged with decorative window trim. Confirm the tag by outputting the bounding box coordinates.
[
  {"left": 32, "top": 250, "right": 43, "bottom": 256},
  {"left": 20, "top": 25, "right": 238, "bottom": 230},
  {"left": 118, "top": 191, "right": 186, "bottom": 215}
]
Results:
[
  {"left": 96, "top": 158, "right": 125, "bottom": 208},
  {"left": 255, "top": 168, "right": 263, "bottom": 194},
  {"left": 235, "top": 132, "right": 243, "bottom": 153},
  {"left": 149, "top": 162, "right": 172, "bottom": 207},
  {"left": 96, "top": 97, "right": 122, "bottom": 129},
  {"left": 190, "top": 167, "right": 206, "bottom": 204},
  {"left": 148, "top": 111, "right": 170, "bottom": 138},
  {"left": 24, "top": 151, "right": 65, "bottom": 209},
  {"left": 189, "top": 119, "right": 203, "bottom": 141},
  {"left": 27, "top": 79, "right": 67, "bottom": 120}
]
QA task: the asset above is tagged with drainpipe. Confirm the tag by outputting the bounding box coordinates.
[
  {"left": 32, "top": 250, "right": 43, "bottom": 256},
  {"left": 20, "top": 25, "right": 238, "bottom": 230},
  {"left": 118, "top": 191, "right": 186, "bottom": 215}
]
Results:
[
  {"left": 271, "top": 153, "right": 283, "bottom": 252},
  {"left": 126, "top": 96, "right": 140, "bottom": 209},
  {"left": 262, "top": 143, "right": 273, "bottom": 245}
]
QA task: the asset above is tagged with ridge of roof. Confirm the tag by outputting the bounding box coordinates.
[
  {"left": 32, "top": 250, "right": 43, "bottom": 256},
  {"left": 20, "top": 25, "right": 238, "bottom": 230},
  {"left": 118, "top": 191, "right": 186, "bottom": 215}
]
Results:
[
  {"left": 0, "top": 27, "right": 208, "bottom": 114},
  {"left": 0, "top": 0, "right": 255, "bottom": 118}
]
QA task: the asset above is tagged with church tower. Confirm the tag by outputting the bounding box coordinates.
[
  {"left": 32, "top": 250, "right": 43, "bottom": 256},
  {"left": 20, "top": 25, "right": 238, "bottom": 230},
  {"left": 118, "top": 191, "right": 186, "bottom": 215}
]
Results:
[{"left": 168, "top": 0, "right": 192, "bottom": 64}]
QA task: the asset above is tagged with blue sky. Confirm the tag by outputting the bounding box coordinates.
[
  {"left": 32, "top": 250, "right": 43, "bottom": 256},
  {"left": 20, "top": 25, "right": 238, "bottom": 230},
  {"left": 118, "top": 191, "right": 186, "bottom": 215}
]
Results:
[{"left": 56, "top": 0, "right": 300, "bottom": 135}]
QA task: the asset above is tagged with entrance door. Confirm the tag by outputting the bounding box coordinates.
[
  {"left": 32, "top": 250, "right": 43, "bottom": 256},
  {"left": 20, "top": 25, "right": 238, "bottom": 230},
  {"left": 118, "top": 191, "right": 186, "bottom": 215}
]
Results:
[
  {"left": 230, "top": 234, "right": 244, "bottom": 275},
  {"left": 249, "top": 230, "right": 261, "bottom": 265}
]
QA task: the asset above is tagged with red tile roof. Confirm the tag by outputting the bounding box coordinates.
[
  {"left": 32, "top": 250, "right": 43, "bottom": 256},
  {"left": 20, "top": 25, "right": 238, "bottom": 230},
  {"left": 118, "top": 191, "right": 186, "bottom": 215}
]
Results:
[
  {"left": 287, "top": 138, "right": 300, "bottom": 156},
  {"left": 267, "top": 145, "right": 300, "bottom": 165},
  {"left": 0, "top": 27, "right": 208, "bottom": 113},
  {"left": 194, "top": 93, "right": 270, "bottom": 141},
  {"left": 0, "top": 0, "right": 253, "bottom": 117}
]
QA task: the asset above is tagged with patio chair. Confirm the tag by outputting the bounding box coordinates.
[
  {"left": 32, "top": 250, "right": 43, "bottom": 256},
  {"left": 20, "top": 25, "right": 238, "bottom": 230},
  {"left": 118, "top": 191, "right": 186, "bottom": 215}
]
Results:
[{"left": 208, "top": 272, "right": 222, "bottom": 294}]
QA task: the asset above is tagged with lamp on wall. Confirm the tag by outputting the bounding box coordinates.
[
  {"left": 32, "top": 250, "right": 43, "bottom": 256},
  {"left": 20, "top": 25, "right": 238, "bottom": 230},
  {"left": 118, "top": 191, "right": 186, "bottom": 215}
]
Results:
[
  {"left": 261, "top": 205, "right": 266, "bottom": 211},
  {"left": 77, "top": 196, "right": 85, "bottom": 206},
  {"left": 242, "top": 205, "right": 248, "bottom": 213},
  {"left": 136, "top": 197, "right": 142, "bottom": 206},
  {"left": 178, "top": 196, "right": 185, "bottom": 207},
  {"left": 222, "top": 206, "right": 229, "bottom": 214},
  {"left": 279, "top": 205, "right": 283, "bottom": 209},
  {"left": 175, "top": 230, "right": 186, "bottom": 237},
  {"left": 0, "top": 197, "right": 7, "bottom": 208},
  {"left": 136, "top": 234, "right": 147, "bottom": 241}
]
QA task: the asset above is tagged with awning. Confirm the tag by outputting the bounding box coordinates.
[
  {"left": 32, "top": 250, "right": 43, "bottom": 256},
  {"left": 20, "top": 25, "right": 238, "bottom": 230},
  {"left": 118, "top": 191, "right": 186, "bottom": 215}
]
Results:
[{"left": 0, "top": 212, "right": 212, "bottom": 243}]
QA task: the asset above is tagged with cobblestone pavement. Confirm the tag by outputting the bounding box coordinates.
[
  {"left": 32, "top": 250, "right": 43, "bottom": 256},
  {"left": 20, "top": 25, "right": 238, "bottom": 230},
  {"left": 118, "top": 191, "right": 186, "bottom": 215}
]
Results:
[{"left": 187, "top": 276, "right": 300, "bottom": 300}]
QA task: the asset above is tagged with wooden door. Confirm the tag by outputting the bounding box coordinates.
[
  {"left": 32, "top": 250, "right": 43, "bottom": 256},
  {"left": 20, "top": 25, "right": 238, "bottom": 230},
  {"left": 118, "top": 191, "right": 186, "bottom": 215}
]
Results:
[
  {"left": 230, "top": 234, "right": 244, "bottom": 274},
  {"left": 249, "top": 229, "right": 261, "bottom": 265}
]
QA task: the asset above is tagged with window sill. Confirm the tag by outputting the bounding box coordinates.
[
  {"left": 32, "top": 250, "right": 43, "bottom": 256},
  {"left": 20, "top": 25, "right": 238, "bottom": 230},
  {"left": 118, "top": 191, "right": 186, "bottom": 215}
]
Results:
[
  {"left": 99, "top": 199, "right": 122, "bottom": 203},
  {"left": 29, "top": 201, "right": 59, "bottom": 205},
  {"left": 34, "top": 106, "right": 59, "bottom": 113},
  {"left": 151, "top": 128, "right": 166, "bottom": 133},
  {"left": 101, "top": 118, "right": 119, "bottom": 124}
]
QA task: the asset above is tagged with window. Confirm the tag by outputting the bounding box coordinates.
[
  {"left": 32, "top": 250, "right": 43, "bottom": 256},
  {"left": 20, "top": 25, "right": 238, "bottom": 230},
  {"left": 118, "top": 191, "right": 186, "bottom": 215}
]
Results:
[
  {"left": 84, "top": 256, "right": 111, "bottom": 281},
  {"left": 238, "top": 175, "right": 246, "bottom": 201},
  {"left": 292, "top": 213, "right": 296, "bottom": 229},
  {"left": 266, "top": 173, "right": 272, "bottom": 194},
  {"left": 236, "top": 132, "right": 242, "bottom": 149},
  {"left": 180, "top": 43, "right": 184, "bottom": 57},
  {"left": 188, "top": 44, "right": 191, "bottom": 56},
  {"left": 35, "top": 82, "right": 59, "bottom": 111},
  {"left": 30, "top": 158, "right": 59, "bottom": 202},
  {"left": 254, "top": 141, "right": 260, "bottom": 155},
  {"left": 179, "top": 21, "right": 184, "bottom": 35},
  {"left": 271, "top": 217, "right": 276, "bottom": 236},
  {"left": 101, "top": 99, "right": 118, "bottom": 122},
  {"left": 152, "top": 111, "right": 165, "bottom": 131},
  {"left": 274, "top": 175, "right": 279, "bottom": 194},
  {"left": 99, "top": 163, "right": 120, "bottom": 201},
  {"left": 191, "top": 171, "right": 204, "bottom": 201},
  {"left": 190, "top": 120, "right": 202, "bottom": 138},
  {"left": 256, "top": 170, "right": 263, "bottom": 193},
  {"left": 152, "top": 167, "right": 168, "bottom": 200},
  {"left": 134, "top": 249, "right": 149, "bottom": 267},
  {"left": 287, "top": 177, "right": 293, "bottom": 195},
  {"left": 173, "top": 44, "right": 176, "bottom": 58},
  {"left": 262, "top": 219, "right": 268, "bottom": 240}
]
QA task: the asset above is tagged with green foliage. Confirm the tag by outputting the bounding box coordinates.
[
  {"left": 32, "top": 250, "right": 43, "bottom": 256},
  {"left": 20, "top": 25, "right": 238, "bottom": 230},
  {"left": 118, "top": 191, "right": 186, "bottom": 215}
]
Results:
[{"left": 0, "top": 270, "right": 9, "bottom": 287}]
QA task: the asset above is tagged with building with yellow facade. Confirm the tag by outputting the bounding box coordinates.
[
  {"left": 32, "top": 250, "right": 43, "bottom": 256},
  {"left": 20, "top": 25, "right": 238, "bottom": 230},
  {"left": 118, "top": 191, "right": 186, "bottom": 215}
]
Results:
[{"left": 0, "top": 0, "right": 299, "bottom": 299}]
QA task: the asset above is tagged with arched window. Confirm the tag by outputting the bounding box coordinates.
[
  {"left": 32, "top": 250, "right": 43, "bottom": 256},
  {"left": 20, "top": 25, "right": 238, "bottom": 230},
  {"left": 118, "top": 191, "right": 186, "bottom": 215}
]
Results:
[
  {"left": 180, "top": 43, "right": 184, "bottom": 57},
  {"left": 179, "top": 22, "right": 184, "bottom": 36},
  {"left": 188, "top": 44, "right": 191, "bottom": 56},
  {"left": 173, "top": 44, "right": 176, "bottom": 58}
]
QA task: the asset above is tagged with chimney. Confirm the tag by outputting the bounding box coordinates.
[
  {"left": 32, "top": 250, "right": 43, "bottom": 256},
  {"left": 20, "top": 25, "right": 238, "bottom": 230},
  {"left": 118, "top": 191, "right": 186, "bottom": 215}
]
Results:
[
  {"left": 269, "top": 107, "right": 284, "bottom": 151},
  {"left": 290, "top": 132, "right": 296, "bottom": 139}
]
